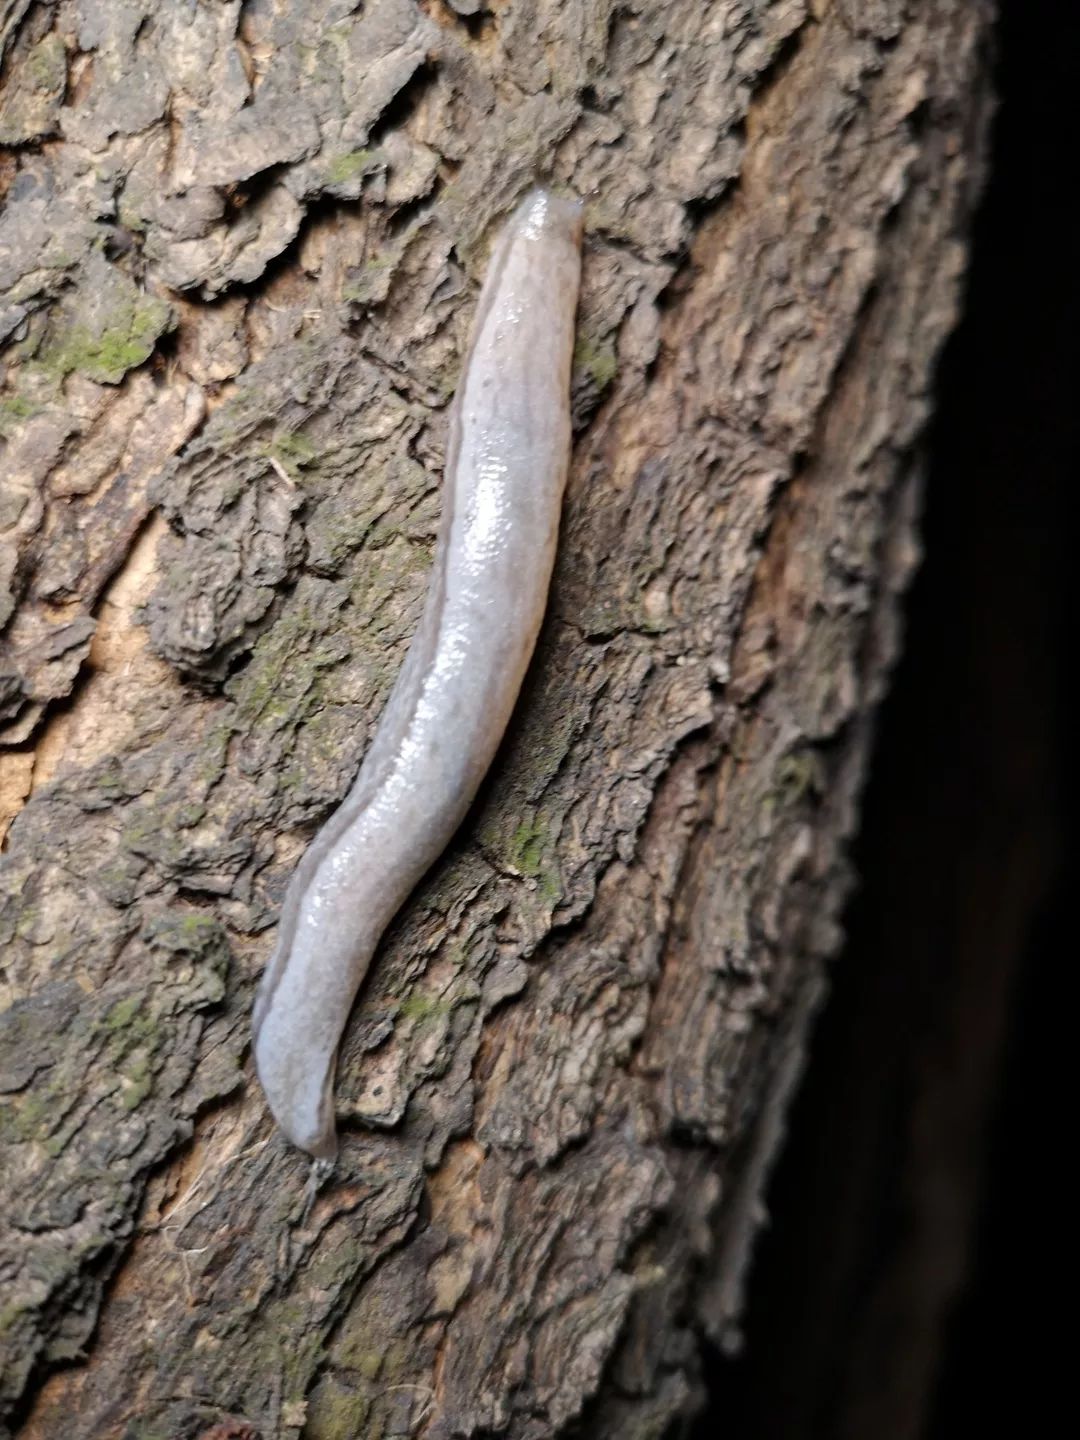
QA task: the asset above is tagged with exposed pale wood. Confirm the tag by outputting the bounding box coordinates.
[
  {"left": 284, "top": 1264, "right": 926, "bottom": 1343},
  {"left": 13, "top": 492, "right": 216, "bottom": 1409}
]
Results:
[{"left": 0, "top": 1, "right": 992, "bottom": 1435}]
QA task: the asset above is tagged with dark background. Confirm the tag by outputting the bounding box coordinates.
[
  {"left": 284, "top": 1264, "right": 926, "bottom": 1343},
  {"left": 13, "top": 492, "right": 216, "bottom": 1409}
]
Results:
[{"left": 695, "top": 0, "right": 1072, "bottom": 1434}]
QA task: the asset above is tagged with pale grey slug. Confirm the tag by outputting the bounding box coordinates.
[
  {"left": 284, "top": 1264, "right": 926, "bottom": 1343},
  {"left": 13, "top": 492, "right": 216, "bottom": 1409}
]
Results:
[{"left": 253, "top": 188, "right": 584, "bottom": 1158}]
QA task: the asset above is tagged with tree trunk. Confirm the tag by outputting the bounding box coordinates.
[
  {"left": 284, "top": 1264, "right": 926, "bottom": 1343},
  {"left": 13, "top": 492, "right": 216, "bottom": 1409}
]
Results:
[{"left": 0, "top": 2, "right": 993, "bottom": 1437}]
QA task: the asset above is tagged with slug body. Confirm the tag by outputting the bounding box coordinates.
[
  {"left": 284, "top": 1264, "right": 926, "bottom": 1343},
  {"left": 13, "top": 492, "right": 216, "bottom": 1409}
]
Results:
[{"left": 253, "top": 189, "right": 583, "bottom": 1158}]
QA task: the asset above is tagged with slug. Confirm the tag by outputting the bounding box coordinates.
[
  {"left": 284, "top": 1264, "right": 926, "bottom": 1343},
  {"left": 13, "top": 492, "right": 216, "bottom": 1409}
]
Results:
[{"left": 253, "top": 188, "right": 584, "bottom": 1158}]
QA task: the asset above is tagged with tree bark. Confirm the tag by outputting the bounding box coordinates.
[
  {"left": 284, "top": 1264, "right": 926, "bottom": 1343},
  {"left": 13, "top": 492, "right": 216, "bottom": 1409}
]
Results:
[{"left": 0, "top": 2, "right": 993, "bottom": 1437}]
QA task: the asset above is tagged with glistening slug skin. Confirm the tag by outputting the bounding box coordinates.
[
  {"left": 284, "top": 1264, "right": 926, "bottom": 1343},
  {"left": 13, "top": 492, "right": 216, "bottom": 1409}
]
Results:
[{"left": 252, "top": 188, "right": 584, "bottom": 1158}]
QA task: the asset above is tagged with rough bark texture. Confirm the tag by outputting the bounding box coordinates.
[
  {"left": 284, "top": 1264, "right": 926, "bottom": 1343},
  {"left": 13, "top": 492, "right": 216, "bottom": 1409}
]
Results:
[{"left": 0, "top": 2, "right": 992, "bottom": 1437}]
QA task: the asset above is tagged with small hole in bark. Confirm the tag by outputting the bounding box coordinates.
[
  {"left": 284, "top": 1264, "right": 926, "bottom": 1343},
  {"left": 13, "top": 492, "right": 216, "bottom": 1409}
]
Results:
[
  {"left": 368, "top": 60, "right": 439, "bottom": 147},
  {"left": 222, "top": 161, "right": 289, "bottom": 214}
]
